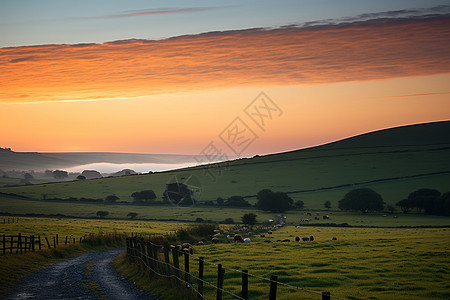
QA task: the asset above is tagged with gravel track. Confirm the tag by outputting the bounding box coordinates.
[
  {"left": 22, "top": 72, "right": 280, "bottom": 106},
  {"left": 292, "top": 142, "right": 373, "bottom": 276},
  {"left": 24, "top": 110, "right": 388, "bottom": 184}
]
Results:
[{"left": 3, "top": 249, "right": 161, "bottom": 300}]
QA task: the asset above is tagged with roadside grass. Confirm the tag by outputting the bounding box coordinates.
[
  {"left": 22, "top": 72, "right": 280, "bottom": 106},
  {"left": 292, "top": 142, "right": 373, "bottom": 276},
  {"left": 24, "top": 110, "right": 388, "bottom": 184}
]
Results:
[
  {"left": 113, "top": 252, "right": 197, "bottom": 300},
  {"left": 0, "top": 231, "right": 124, "bottom": 297}
]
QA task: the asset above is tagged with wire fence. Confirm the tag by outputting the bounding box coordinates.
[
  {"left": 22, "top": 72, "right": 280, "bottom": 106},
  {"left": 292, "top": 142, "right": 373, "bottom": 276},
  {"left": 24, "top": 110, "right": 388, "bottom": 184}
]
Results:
[{"left": 126, "top": 236, "right": 347, "bottom": 300}]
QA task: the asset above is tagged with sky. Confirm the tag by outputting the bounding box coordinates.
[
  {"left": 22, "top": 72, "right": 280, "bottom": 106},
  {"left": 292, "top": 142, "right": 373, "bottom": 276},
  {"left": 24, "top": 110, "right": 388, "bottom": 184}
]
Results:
[{"left": 0, "top": 0, "right": 449, "bottom": 158}]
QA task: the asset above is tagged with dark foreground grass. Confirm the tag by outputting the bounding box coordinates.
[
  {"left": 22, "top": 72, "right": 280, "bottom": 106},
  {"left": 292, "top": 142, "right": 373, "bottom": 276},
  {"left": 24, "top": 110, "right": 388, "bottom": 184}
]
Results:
[
  {"left": 113, "top": 252, "right": 197, "bottom": 300},
  {"left": 0, "top": 232, "right": 124, "bottom": 297}
]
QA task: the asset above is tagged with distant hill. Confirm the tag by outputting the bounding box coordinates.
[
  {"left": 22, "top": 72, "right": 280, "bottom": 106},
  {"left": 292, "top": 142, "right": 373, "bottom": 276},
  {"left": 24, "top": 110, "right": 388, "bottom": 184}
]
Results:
[
  {"left": 1, "top": 120, "right": 449, "bottom": 210},
  {"left": 0, "top": 151, "right": 203, "bottom": 171}
]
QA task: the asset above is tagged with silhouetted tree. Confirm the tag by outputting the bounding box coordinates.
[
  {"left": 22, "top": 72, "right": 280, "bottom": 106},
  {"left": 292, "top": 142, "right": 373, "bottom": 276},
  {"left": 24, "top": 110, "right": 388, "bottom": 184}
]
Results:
[
  {"left": 131, "top": 190, "right": 157, "bottom": 202},
  {"left": 76, "top": 175, "right": 86, "bottom": 180},
  {"left": 105, "top": 194, "right": 119, "bottom": 203},
  {"left": 163, "top": 183, "right": 194, "bottom": 205},
  {"left": 242, "top": 213, "right": 257, "bottom": 226},
  {"left": 408, "top": 188, "right": 441, "bottom": 213},
  {"left": 257, "top": 189, "right": 293, "bottom": 212},
  {"left": 24, "top": 173, "right": 34, "bottom": 181},
  {"left": 81, "top": 170, "right": 102, "bottom": 179},
  {"left": 324, "top": 200, "right": 331, "bottom": 210},
  {"left": 294, "top": 200, "right": 305, "bottom": 209},
  {"left": 53, "top": 170, "right": 68, "bottom": 179},
  {"left": 224, "top": 196, "right": 251, "bottom": 207},
  {"left": 339, "top": 188, "right": 384, "bottom": 213},
  {"left": 127, "top": 212, "right": 138, "bottom": 219},
  {"left": 216, "top": 197, "right": 224, "bottom": 206},
  {"left": 96, "top": 211, "right": 109, "bottom": 218}
]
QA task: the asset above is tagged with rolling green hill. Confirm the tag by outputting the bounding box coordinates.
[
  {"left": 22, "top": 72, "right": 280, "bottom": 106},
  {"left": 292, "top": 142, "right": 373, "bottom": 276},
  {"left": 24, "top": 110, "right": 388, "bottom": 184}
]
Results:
[{"left": 1, "top": 121, "right": 449, "bottom": 213}]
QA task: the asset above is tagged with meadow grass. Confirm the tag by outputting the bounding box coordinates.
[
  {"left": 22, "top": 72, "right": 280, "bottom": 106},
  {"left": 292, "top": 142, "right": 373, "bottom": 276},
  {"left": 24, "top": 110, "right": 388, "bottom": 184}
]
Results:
[
  {"left": 166, "top": 226, "right": 450, "bottom": 300},
  {"left": 1, "top": 197, "right": 450, "bottom": 227},
  {"left": 1, "top": 144, "right": 448, "bottom": 210}
]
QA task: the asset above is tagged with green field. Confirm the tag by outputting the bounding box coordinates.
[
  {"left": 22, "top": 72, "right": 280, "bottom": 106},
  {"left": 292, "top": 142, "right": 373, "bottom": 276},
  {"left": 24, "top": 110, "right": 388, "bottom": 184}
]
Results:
[
  {"left": 2, "top": 217, "right": 449, "bottom": 299},
  {"left": 1, "top": 122, "right": 449, "bottom": 212}
]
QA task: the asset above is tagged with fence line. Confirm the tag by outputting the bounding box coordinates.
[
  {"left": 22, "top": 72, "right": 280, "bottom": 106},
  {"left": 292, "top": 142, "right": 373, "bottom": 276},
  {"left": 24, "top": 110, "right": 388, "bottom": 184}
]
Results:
[
  {"left": 127, "top": 237, "right": 346, "bottom": 300},
  {"left": 1, "top": 233, "right": 86, "bottom": 255}
]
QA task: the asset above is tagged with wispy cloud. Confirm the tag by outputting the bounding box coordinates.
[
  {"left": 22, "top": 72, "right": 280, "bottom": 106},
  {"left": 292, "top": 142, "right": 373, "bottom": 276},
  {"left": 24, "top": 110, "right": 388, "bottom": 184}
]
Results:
[
  {"left": 85, "top": 7, "right": 217, "bottom": 19},
  {"left": 1, "top": 13, "right": 449, "bottom": 103}
]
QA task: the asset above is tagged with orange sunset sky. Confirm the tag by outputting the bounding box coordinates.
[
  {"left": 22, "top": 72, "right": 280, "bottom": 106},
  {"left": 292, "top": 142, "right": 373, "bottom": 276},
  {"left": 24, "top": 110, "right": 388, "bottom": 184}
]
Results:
[{"left": 1, "top": 1, "right": 449, "bottom": 156}]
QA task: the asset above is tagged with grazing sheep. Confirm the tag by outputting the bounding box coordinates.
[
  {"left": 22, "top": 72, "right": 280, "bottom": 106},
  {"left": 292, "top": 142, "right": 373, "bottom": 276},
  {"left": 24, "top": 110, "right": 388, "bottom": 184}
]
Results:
[
  {"left": 309, "top": 235, "right": 314, "bottom": 241},
  {"left": 243, "top": 238, "right": 251, "bottom": 243},
  {"left": 197, "top": 241, "right": 204, "bottom": 245},
  {"left": 282, "top": 239, "right": 290, "bottom": 242},
  {"left": 295, "top": 236, "right": 300, "bottom": 242},
  {"left": 276, "top": 240, "right": 282, "bottom": 242},
  {"left": 267, "top": 231, "right": 273, "bottom": 234},
  {"left": 323, "top": 215, "right": 330, "bottom": 220},
  {"left": 332, "top": 237, "right": 337, "bottom": 240},
  {"left": 181, "top": 242, "right": 192, "bottom": 249},
  {"left": 302, "top": 237, "right": 309, "bottom": 242},
  {"left": 315, "top": 217, "right": 320, "bottom": 220},
  {"left": 234, "top": 234, "right": 244, "bottom": 243},
  {"left": 183, "top": 247, "right": 194, "bottom": 254},
  {"left": 264, "top": 240, "right": 273, "bottom": 243},
  {"left": 211, "top": 237, "right": 219, "bottom": 244},
  {"left": 260, "top": 234, "right": 265, "bottom": 237},
  {"left": 213, "top": 230, "right": 220, "bottom": 234}
]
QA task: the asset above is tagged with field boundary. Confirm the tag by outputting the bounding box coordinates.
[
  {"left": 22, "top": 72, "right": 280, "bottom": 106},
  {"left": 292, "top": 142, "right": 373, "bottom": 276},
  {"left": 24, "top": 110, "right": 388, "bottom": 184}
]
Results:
[{"left": 126, "top": 236, "right": 347, "bottom": 300}]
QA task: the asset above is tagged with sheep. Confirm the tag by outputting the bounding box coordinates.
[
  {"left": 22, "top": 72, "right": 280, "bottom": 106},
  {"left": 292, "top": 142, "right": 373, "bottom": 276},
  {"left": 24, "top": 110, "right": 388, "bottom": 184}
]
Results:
[
  {"left": 264, "top": 240, "right": 273, "bottom": 243},
  {"left": 211, "top": 237, "right": 219, "bottom": 244},
  {"left": 315, "top": 217, "right": 320, "bottom": 220},
  {"left": 323, "top": 215, "right": 330, "bottom": 220},
  {"left": 282, "top": 239, "right": 290, "bottom": 242},
  {"left": 309, "top": 235, "right": 314, "bottom": 242},
  {"left": 243, "top": 238, "right": 251, "bottom": 243},
  {"left": 197, "top": 241, "right": 204, "bottom": 245},
  {"left": 332, "top": 237, "right": 337, "bottom": 240},
  {"left": 295, "top": 236, "right": 300, "bottom": 242},
  {"left": 234, "top": 234, "right": 244, "bottom": 243},
  {"left": 302, "top": 237, "right": 309, "bottom": 242},
  {"left": 260, "top": 234, "right": 265, "bottom": 237},
  {"left": 267, "top": 231, "right": 273, "bottom": 234}
]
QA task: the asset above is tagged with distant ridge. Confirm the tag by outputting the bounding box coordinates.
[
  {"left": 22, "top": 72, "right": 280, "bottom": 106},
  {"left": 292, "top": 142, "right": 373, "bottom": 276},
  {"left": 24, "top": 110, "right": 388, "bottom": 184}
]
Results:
[{"left": 317, "top": 120, "right": 450, "bottom": 149}]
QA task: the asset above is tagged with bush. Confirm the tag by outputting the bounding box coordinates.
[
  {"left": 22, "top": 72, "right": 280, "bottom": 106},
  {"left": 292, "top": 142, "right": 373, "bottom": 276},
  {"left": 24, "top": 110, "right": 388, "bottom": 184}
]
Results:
[
  {"left": 223, "top": 218, "right": 234, "bottom": 224},
  {"left": 224, "top": 196, "right": 251, "bottom": 207}
]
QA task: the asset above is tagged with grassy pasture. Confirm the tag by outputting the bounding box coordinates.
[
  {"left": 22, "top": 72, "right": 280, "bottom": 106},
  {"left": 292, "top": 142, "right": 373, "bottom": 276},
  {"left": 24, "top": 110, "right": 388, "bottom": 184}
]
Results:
[
  {"left": 0, "top": 144, "right": 448, "bottom": 210},
  {"left": 1, "top": 216, "right": 449, "bottom": 299},
  {"left": 1, "top": 197, "right": 450, "bottom": 227}
]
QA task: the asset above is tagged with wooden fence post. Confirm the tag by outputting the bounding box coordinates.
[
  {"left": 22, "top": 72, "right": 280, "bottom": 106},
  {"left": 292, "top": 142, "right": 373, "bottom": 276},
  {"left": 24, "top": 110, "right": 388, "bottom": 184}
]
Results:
[
  {"left": 242, "top": 269, "right": 248, "bottom": 300},
  {"left": 184, "top": 251, "right": 190, "bottom": 283},
  {"left": 163, "top": 242, "right": 171, "bottom": 276},
  {"left": 17, "top": 233, "right": 22, "bottom": 254},
  {"left": 198, "top": 257, "right": 204, "bottom": 299},
  {"left": 322, "top": 291, "right": 331, "bottom": 300},
  {"left": 269, "top": 275, "right": 278, "bottom": 300},
  {"left": 44, "top": 237, "right": 50, "bottom": 248},
  {"left": 172, "top": 247, "right": 180, "bottom": 285},
  {"left": 53, "top": 236, "right": 56, "bottom": 248},
  {"left": 216, "top": 264, "right": 225, "bottom": 300},
  {"left": 23, "top": 236, "right": 28, "bottom": 253},
  {"left": 65, "top": 236, "right": 68, "bottom": 245},
  {"left": 56, "top": 234, "right": 59, "bottom": 246}
]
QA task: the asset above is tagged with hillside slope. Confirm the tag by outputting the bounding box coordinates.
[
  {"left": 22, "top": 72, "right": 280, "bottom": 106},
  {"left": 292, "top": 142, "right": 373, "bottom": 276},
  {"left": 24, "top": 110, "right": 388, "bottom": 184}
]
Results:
[{"left": 1, "top": 121, "right": 449, "bottom": 210}]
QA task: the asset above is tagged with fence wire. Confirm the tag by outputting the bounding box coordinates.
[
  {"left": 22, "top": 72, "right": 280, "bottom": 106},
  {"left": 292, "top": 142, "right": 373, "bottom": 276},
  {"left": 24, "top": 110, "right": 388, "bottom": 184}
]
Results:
[{"left": 128, "top": 238, "right": 349, "bottom": 300}]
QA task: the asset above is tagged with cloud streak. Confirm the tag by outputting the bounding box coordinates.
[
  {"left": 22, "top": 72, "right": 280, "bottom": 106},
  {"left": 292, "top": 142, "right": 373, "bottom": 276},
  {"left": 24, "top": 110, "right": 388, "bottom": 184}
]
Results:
[{"left": 1, "top": 14, "right": 449, "bottom": 103}]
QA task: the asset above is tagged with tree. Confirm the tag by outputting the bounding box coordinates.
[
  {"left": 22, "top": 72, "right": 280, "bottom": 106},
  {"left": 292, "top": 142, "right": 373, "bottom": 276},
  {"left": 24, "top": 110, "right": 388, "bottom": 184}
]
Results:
[
  {"left": 96, "top": 211, "right": 109, "bottom": 218},
  {"left": 324, "top": 200, "right": 331, "bottom": 210},
  {"left": 81, "top": 170, "right": 102, "bottom": 179},
  {"left": 131, "top": 190, "right": 157, "bottom": 202},
  {"left": 338, "top": 188, "right": 384, "bottom": 213},
  {"left": 242, "top": 213, "right": 257, "bottom": 226},
  {"left": 216, "top": 197, "right": 224, "bottom": 206},
  {"left": 408, "top": 188, "right": 440, "bottom": 213},
  {"left": 256, "top": 189, "right": 293, "bottom": 212},
  {"left": 105, "top": 194, "right": 119, "bottom": 203},
  {"left": 24, "top": 173, "right": 34, "bottom": 181},
  {"left": 224, "top": 196, "right": 251, "bottom": 207},
  {"left": 76, "top": 175, "right": 86, "bottom": 180},
  {"left": 163, "top": 183, "right": 194, "bottom": 205},
  {"left": 127, "top": 212, "right": 138, "bottom": 219},
  {"left": 396, "top": 199, "right": 412, "bottom": 214},
  {"left": 53, "top": 170, "right": 68, "bottom": 179},
  {"left": 294, "top": 200, "right": 304, "bottom": 209}
]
